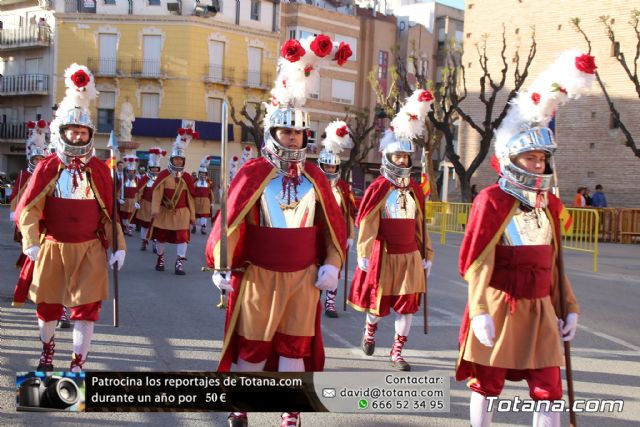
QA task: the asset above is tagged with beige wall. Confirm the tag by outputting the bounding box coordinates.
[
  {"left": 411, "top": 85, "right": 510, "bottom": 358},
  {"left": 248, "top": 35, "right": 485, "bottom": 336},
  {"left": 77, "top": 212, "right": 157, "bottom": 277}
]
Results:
[{"left": 459, "top": 0, "right": 640, "bottom": 207}]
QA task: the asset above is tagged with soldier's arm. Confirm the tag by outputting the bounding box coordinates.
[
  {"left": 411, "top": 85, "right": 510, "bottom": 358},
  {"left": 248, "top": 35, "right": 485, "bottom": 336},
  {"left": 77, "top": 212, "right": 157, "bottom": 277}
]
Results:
[
  {"left": 150, "top": 179, "right": 164, "bottom": 218},
  {"left": 467, "top": 249, "right": 495, "bottom": 318},
  {"left": 357, "top": 212, "right": 379, "bottom": 260},
  {"left": 18, "top": 187, "right": 49, "bottom": 251}
]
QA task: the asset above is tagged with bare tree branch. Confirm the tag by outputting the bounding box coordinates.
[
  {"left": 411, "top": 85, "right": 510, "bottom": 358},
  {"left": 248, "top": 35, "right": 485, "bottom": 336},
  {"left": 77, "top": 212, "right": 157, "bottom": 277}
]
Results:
[
  {"left": 572, "top": 15, "right": 640, "bottom": 158},
  {"left": 227, "top": 96, "right": 265, "bottom": 154}
]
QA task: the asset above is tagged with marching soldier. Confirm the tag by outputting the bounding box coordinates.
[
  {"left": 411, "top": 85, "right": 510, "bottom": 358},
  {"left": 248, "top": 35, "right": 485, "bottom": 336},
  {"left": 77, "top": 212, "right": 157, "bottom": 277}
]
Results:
[
  {"left": 134, "top": 147, "right": 165, "bottom": 251},
  {"left": 193, "top": 155, "right": 215, "bottom": 235}
]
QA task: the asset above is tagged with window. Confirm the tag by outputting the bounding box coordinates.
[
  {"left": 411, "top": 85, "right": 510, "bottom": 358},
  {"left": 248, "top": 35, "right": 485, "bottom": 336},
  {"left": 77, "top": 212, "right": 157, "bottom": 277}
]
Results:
[
  {"left": 97, "top": 91, "right": 115, "bottom": 133},
  {"left": 208, "top": 41, "right": 225, "bottom": 81},
  {"left": 99, "top": 33, "right": 117, "bottom": 75},
  {"left": 250, "top": 0, "right": 260, "bottom": 21},
  {"left": 141, "top": 93, "right": 160, "bottom": 118},
  {"left": 308, "top": 121, "right": 319, "bottom": 146},
  {"left": 207, "top": 97, "right": 223, "bottom": 123},
  {"left": 142, "top": 35, "right": 162, "bottom": 77},
  {"left": 247, "top": 47, "right": 262, "bottom": 86},
  {"left": 104, "top": 0, "right": 116, "bottom": 4},
  {"left": 331, "top": 79, "right": 354, "bottom": 104},
  {"left": 148, "top": 0, "right": 161, "bottom": 5},
  {"left": 334, "top": 35, "right": 357, "bottom": 61}
]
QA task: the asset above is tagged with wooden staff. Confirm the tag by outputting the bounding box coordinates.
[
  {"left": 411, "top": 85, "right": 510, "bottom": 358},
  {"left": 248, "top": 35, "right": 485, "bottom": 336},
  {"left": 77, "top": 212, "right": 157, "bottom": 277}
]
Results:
[{"left": 343, "top": 193, "right": 350, "bottom": 311}]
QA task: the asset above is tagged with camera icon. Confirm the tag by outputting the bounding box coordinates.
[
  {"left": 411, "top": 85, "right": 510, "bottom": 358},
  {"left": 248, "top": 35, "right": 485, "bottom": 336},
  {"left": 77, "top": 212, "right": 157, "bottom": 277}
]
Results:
[
  {"left": 18, "top": 374, "right": 82, "bottom": 410},
  {"left": 322, "top": 388, "right": 336, "bottom": 398}
]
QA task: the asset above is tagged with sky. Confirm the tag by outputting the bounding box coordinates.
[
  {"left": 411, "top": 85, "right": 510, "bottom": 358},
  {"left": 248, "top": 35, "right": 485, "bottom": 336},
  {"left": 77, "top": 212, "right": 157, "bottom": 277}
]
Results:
[{"left": 435, "top": 0, "right": 465, "bottom": 10}]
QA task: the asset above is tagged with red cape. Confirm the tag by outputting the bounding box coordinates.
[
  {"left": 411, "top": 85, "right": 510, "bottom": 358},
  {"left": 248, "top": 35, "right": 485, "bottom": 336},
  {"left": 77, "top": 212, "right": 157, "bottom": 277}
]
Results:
[
  {"left": 12, "top": 154, "right": 116, "bottom": 306},
  {"left": 205, "top": 157, "right": 346, "bottom": 372},
  {"left": 152, "top": 169, "right": 196, "bottom": 197},
  {"left": 9, "top": 169, "right": 31, "bottom": 204},
  {"left": 336, "top": 179, "right": 356, "bottom": 220},
  {"left": 455, "top": 184, "right": 564, "bottom": 380},
  {"left": 349, "top": 176, "right": 424, "bottom": 313}
]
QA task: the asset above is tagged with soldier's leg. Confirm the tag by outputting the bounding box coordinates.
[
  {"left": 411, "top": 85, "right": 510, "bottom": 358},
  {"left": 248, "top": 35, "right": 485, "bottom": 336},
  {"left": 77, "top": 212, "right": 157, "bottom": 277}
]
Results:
[
  {"left": 526, "top": 367, "right": 562, "bottom": 427},
  {"left": 69, "top": 302, "right": 101, "bottom": 372},
  {"left": 324, "top": 289, "right": 338, "bottom": 318},
  {"left": 35, "top": 303, "right": 63, "bottom": 371},
  {"left": 140, "top": 227, "right": 148, "bottom": 250},
  {"left": 390, "top": 313, "right": 412, "bottom": 371},
  {"left": 362, "top": 313, "right": 381, "bottom": 356},
  {"left": 175, "top": 242, "right": 188, "bottom": 275},
  {"left": 155, "top": 241, "right": 166, "bottom": 271},
  {"left": 468, "top": 363, "right": 508, "bottom": 427}
]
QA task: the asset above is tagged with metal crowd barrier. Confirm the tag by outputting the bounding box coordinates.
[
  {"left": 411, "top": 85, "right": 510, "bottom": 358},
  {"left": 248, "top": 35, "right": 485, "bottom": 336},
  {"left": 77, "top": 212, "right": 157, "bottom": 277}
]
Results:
[{"left": 562, "top": 208, "right": 599, "bottom": 272}]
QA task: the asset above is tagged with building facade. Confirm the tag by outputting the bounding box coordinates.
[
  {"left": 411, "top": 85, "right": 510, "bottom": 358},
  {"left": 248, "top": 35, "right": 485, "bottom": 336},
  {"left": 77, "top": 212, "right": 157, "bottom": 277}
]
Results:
[
  {"left": 1, "top": 0, "right": 280, "bottom": 188},
  {"left": 458, "top": 0, "right": 640, "bottom": 207}
]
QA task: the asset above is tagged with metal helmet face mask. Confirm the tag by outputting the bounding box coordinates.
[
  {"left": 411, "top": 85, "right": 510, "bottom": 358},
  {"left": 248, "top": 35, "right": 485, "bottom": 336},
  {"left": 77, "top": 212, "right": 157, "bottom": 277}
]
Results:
[
  {"left": 318, "top": 149, "right": 340, "bottom": 185},
  {"left": 148, "top": 166, "right": 160, "bottom": 178},
  {"left": 262, "top": 107, "right": 309, "bottom": 177},
  {"left": 56, "top": 107, "right": 94, "bottom": 165},
  {"left": 498, "top": 126, "right": 556, "bottom": 207},
  {"left": 168, "top": 152, "right": 186, "bottom": 176},
  {"left": 380, "top": 138, "right": 414, "bottom": 188}
]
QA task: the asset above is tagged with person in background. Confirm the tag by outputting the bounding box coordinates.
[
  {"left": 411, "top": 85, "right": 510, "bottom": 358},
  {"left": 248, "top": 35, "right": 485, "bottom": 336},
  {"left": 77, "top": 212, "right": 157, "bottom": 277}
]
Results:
[{"left": 591, "top": 184, "right": 608, "bottom": 208}]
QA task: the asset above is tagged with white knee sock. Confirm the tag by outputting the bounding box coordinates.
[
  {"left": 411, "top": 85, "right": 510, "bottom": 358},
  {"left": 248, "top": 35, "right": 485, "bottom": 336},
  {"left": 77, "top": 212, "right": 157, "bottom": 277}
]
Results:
[
  {"left": 366, "top": 313, "right": 381, "bottom": 325},
  {"left": 72, "top": 320, "right": 94, "bottom": 357},
  {"left": 140, "top": 227, "right": 148, "bottom": 240},
  {"left": 38, "top": 319, "right": 56, "bottom": 343},
  {"left": 122, "top": 219, "right": 129, "bottom": 228},
  {"left": 470, "top": 391, "right": 494, "bottom": 427},
  {"left": 532, "top": 402, "right": 560, "bottom": 427},
  {"left": 156, "top": 242, "right": 165, "bottom": 256},
  {"left": 394, "top": 313, "right": 413, "bottom": 336},
  {"left": 236, "top": 358, "right": 266, "bottom": 372},
  {"left": 278, "top": 356, "right": 305, "bottom": 372},
  {"left": 199, "top": 217, "right": 207, "bottom": 227},
  {"left": 176, "top": 243, "right": 188, "bottom": 258}
]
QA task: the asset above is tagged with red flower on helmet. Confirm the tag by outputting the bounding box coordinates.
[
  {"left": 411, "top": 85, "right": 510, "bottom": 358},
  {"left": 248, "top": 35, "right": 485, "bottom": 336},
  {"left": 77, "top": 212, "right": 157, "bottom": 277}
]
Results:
[
  {"left": 304, "top": 65, "right": 313, "bottom": 77},
  {"left": 336, "top": 125, "right": 348, "bottom": 137},
  {"left": 575, "top": 54, "right": 597, "bottom": 74},
  {"left": 178, "top": 128, "right": 186, "bottom": 135},
  {"left": 232, "top": 155, "right": 239, "bottom": 161},
  {"left": 333, "top": 42, "right": 353, "bottom": 66},
  {"left": 310, "top": 34, "right": 333, "bottom": 58},
  {"left": 185, "top": 128, "right": 193, "bottom": 136},
  {"left": 27, "top": 121, "right": 36, "bottom": 129},
  {"left": 192, "top": 131, "right": 201, "bottom": 139},
  {"left": 245, "top": 146, "right": 251, "bottom": 151},
  {"left": 161, "top": 150, "right": 167, "bottom": 156},
  {"left": 409, "top": 114, "right": 418, "bottom": 121},
  {"left": 531, "top": 92, "right": 541, "bottom": 105},
  {"left": 281, "top": 39, "right": 306, "bottom": 63},
  {"left": 418, "top": 90, "right": 434, "bottom": 102},
  {"left": 37, "top": 120, "right": 47, "bottom": 128},
  {"left": 70, "top": 69, "right": 90, "bottom": 88}
]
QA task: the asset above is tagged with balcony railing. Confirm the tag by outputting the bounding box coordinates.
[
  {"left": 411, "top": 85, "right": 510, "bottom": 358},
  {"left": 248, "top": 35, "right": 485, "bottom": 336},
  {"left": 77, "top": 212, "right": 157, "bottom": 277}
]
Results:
[
  {"left": 0, "top": 25, "right": 51, "bottom": 50},
  {"left": 242, "top": 70, "right": 272, "bottom": 90},
  {"left": 204, "top": 64, "right": 234, "bottom": 85},
  {"left": 0, "top": 123, "right": 28, "bottom": 141},
  {"left": 131, "top": 59, "right": 165, "bottom": 78},
  {"left": 0, "top": 74, "right": 49, "bottom": 96},
  {"left": 87, "top": 57, "right": 126, "bottom": 77}
]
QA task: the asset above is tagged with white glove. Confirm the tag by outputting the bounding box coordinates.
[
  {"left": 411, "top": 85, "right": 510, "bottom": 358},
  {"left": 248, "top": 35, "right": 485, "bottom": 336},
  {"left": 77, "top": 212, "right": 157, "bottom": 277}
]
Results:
[
  {"left": 9, "top": 211, "right": 15, "bottom": 222},
  {"left": 471, "top": 314, "right": 495, "bottom": 347},
  {"left": 422, "top": 259, "right": 432, "bottom": 277},
  {"left": 134, "top": 202, "right": 140, "bottom": 209},
  {"left": 558, "top": 313, "right": 579, "bottom": 342},
  {"left": 346, "top": 238, "right": 353, "bottom": 249},
  {"left": 108, "top": 249, "right": 126, "bottom": 270},
  {"left": 24, "top": 245, "right": 40, "bottom": 261},
  {"left": 212, "top": 271, "right": 233, "bottom": 292},
  {"left": 314, "top": 264, "right": 340, "bottom": 291},
  {"left": 118, "top": 199, "right": 125, "bottom": 205},
  {"left": 358, "top": 257, "right": 369, "bottom": 272}
]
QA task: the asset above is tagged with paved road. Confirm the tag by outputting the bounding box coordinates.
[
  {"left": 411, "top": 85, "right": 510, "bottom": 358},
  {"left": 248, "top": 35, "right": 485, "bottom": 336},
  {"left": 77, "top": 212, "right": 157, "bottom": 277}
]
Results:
[{"left": 1, "top": 205, "right": 638, "bottom": 426}]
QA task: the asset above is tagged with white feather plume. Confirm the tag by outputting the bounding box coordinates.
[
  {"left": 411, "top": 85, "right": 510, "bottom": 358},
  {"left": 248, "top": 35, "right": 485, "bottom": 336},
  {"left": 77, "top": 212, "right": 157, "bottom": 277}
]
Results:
[
  {"left": 495, "top": 49, "right": 596, "bottom": 158},
  {"left": 321, "top": 120, "right": 353, "bottom": 154},
  {"left": 265, "top": 35, "right": 352, "bottom": 119}
]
